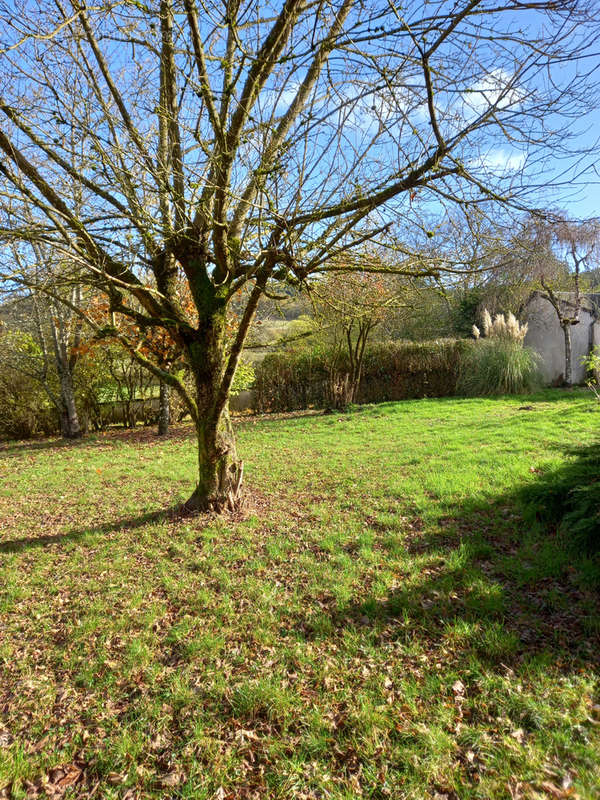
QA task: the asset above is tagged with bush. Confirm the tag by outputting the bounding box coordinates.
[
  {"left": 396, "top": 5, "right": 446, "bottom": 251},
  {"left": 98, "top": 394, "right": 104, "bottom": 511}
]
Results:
[
  {"left": 359, "top": 339, "right": 468, "bottom": 403},
  {"left": 253, "top": 339, "right": 468, "bottom": 412},
  {"left": 231, "top": 359, "right": 255, "bottom": 394},
  {"left": 0, "top": 367, "right": 57, "bottom": 439},
  {"left": 252, "top": 346, "right": 329, "bottom": 412},
  {"left": 457, "top": 339, "right": 541, "bottom": 396},
  {"left": 582, "top": 346, "right": 600, "bottom": 402},
  {"left": 0, "top": 331, "right": 59, "bottom": 439}
]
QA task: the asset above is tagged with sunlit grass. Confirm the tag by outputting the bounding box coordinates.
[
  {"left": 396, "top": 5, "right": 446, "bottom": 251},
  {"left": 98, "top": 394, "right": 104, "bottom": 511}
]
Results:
[{"left": 0, "top": 389, "right": 598, "bottom": 798}]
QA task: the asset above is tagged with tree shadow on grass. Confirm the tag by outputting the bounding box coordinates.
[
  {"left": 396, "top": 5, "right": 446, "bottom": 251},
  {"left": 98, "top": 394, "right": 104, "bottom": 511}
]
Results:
[
  {"left": 0, "top": 506, "right": 188, "bottom": 554},
  {"left": 0, "top": 436, "right": 96, "bottom": 455},
  {"left": 0, "top": 422, "right": 196, "bottom": 456},
  {"left": 296, "top": 441, "right": 600, "bottom": 669}
]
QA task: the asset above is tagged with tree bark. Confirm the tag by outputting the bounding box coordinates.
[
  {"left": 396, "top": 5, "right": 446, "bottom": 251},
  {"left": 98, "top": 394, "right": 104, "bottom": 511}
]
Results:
[
  {"left": 58, "top": 366, "right": 82, "bottom": 439},
  {"left": 563, "top": 323, "right": 573, "bottom": 387},
  {"left": 182, "top": 284, "right": 245, "bottom": 512},
  {"left": 157, "top": 380, "right": 170, "bottom": 436},
  {"left": 184, "top": 409, "right": 243, "bottom": 513}
]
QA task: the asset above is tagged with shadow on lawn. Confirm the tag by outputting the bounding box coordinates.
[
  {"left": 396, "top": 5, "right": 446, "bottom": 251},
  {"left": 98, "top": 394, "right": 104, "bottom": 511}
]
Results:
[
  {"left": 0, "top": 507, "right": 187, "bottom": 554},
  {"left": 0, "top": 422, "right": 196, "bottom": 456},
  {"left": 299, "top": 441, "right": 600, "bottom": 668},
  {"left": 3, "top": 433, "right": 598, "bottom": 669}
]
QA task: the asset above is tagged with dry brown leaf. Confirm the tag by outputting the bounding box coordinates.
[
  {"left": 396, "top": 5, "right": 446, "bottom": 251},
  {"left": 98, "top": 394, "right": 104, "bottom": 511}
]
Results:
[
  {"left": 106, "top": 772, "right": 126, "bottom": 785},
  {"left": 538, "top": 780, "right": 576, "bottom": 798},
  {"left": 161, "top": 772, "right": 182, "bottom": 787}
]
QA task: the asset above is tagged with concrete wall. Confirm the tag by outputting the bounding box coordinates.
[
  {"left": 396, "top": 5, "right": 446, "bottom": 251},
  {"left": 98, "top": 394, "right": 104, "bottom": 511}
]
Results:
[{"left": 523, "top": 293, "right": 595, "bottom": 384}]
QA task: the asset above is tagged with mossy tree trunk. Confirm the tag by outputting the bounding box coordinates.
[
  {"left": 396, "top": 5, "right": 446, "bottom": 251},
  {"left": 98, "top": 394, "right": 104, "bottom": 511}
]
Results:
[{"left": 179, "top": 270, "right": 257, "bottom": 512}]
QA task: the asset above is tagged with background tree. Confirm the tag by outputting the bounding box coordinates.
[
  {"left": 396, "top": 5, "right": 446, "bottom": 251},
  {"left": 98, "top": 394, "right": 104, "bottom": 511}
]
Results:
[
  {"left": 0, "top": 0, "right": 598, "bottom": 510},
  {"left": 310, "top": 270, "right": 409, "bottom": 409},
  {"left": 3, "top": 243, "right": 87, "bottom": 438},
  {"left": 533, "top": 217, "right": 600, "bottom": 386},
  {"left": 420, "top": 212, "right": 566, "bottom": 337}
]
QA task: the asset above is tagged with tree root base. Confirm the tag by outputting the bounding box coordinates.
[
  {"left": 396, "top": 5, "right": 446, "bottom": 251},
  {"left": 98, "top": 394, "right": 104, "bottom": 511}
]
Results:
[
  {"left": 183, "top": 460, "right": 244, "bottom": 515},
  {"left": 182, "top": 492, "right": 245, "bottom": 515}
]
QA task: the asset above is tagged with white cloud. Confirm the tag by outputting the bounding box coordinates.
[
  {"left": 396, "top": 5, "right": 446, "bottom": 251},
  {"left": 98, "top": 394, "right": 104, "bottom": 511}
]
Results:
[
  {"left": 476, "top": 148, "right": 526, "bottom": 172},
  {"left": 462, "top": 69, "right": 524, "bottom": 120}
]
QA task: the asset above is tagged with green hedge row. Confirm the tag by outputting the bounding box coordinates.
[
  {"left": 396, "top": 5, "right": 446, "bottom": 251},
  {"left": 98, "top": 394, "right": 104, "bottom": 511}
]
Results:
[{"left": 252, "top": 339, "right": 472, "bottom": 412}]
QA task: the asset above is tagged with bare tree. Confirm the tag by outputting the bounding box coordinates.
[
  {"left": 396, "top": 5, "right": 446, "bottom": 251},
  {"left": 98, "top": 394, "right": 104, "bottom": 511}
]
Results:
[
  {"left": 2, "top": 243, "right": 85, "bottom": 438},
  {"left": 539, "top": 218, "right": 600, "bottom": 386},
  {"left": 0, "top": 1, "right": 598, "bottom": 510}
]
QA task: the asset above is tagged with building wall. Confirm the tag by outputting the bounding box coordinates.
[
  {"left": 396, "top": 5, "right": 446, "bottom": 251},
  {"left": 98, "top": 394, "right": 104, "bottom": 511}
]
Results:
[{"left": 523, "top": 293, "right": 595, "bottom": 384}]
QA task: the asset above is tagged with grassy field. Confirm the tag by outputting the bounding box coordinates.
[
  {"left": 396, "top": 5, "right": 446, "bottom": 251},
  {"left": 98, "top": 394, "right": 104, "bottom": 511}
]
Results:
[{"left": 0, "top": 389, "right": 598, "bottom": 800}]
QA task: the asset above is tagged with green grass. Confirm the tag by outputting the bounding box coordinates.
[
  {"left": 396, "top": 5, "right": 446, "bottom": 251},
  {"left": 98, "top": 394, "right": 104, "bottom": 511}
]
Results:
[{"left": 0, "top": 389, "right": 598, "bottom": 799}]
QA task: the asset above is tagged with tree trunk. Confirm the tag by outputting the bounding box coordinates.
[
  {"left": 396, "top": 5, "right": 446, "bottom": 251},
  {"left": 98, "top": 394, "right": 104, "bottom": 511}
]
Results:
[
  {"left": 563, "top": 323, "right": 573, "bottom": 386},
  {"left": 184, "top": 409, "right": 243, "bottom": 513},
  {"left": 182, "top": 289, "right": 245, "bottom": 513},
  {"left": 157, "top": 380, "right": 170, "bottom": 436},
  {"left": 58, "top": 367, "right": 82, "bottom": 439},
  {"left": 328, "top": 370, "right": 351, "bottom": 410}
]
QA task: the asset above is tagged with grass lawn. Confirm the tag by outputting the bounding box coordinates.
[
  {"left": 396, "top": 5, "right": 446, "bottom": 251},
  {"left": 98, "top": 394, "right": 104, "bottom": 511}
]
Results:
[{"left": 0, "top": 389, "right": 598, "bottom": 799}]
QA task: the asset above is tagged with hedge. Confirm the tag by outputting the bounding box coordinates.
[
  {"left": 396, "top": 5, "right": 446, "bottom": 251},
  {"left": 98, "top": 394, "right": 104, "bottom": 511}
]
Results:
[{"left": 252, "top": 339, "right": 473, "bottom": 412}]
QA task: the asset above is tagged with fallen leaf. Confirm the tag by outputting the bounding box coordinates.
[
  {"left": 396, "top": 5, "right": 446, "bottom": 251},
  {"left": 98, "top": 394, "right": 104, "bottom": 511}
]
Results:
[
  {"left": 540, "top": 780, "right": 570, "bottom": 798},
  {"left": 107, "top": 772, "right": 126, "bottom": 785},
  {"left": 161, "top": 772, "right": 182, "bottom": 787},
  {"left": 510, "top": 728, "right": 525, "bottom": 744}
]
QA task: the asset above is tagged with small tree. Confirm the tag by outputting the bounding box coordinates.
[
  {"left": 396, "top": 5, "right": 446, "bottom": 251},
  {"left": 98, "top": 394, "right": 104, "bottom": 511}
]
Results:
[
  {"left": 539, "top": 219, "right": 600, "bottom": 386},
  {"left": 310, "top": 271, "right": 407, "bottom": 408}
]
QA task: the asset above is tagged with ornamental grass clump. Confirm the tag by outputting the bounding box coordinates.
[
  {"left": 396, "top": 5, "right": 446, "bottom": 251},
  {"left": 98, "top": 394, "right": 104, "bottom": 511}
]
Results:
[
  {"left": 472, "top": 309, "right": 528, "bottom": 342},
  {"left": 460, "top": 309, "right": 540, "bottom": 396}
]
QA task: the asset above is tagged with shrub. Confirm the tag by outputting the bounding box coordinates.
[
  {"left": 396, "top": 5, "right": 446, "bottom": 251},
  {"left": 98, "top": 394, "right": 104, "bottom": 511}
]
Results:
[
  {"left": 0, "top": 367, "right": 57, "bottom": 439},
  {"left": 358, "top": 339, "right": 468, "bottom": 402},
  {"left": 457, "top": 338, "right": 541, "bottom": 396},
  {"left": 478, "top": 309, "right": 528, "bottom": 342},
  {"left": 252, "top": 346, "right": 329, "bottom": 412},
  {"left": 253, "top": 333, "right": 542, "bottom": 413},
  {"left": 231, "top": 359, "right": 255, "bottom": 394},
  {"left": 252, "top": 339, "right": 467, "bottom": 412},
  {"left": 0, "top": 331, "right": 59, "bottom": 439},
  {"left": 581, "top": 346, "right": 600, "bottom": 402}
]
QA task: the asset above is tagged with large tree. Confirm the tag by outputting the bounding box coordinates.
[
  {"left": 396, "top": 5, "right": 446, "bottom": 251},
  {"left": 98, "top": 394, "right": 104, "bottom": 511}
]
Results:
[{"left": 0, "top": 0, "right": 598, "bottom": 509}]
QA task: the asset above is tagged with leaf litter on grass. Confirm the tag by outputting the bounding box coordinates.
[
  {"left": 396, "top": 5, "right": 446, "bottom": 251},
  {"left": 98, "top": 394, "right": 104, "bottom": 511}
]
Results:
[{"left": 0, "top": 391, "right": 599, "bottom": 799}]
